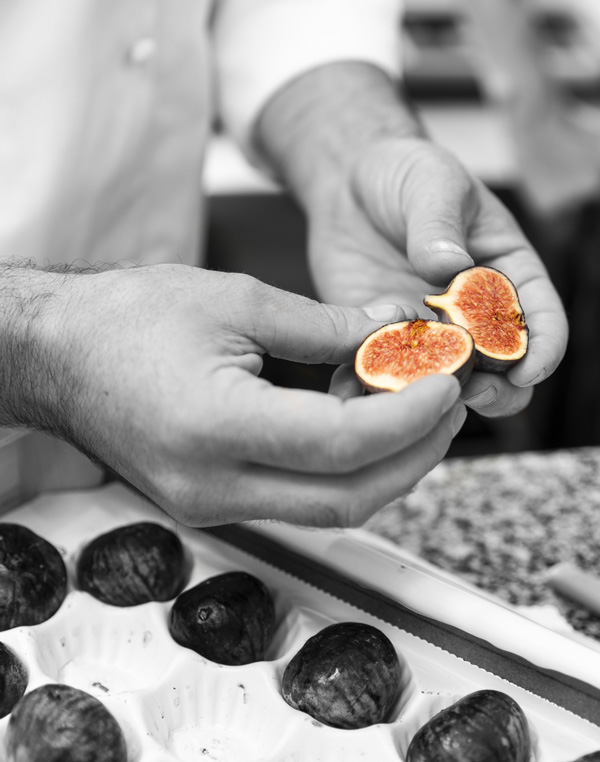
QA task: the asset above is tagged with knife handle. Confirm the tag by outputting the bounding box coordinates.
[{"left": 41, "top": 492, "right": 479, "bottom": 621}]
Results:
[{"left": 546, "top": 563, "right": 600, "bottom": 616}]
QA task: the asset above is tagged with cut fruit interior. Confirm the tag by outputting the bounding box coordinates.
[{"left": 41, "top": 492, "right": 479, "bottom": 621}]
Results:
[
  {"left": 424, "top": 266, "right": 528, "bottom": 371},
  {"left": 355, "top": 319, "right": 475, "bottom": 393}
]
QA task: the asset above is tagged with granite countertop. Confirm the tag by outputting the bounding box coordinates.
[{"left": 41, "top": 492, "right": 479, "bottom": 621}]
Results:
[{"left": 365, "top": 446, "right": 600, "bottom": 640}]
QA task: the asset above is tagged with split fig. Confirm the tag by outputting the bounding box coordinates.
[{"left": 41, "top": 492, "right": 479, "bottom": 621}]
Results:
[
  {"left": 0, "top": 523, "right": 67, "bottom": 630},
  {"left": 281, "top": 621, "right": 405, "bottom": 729},
  {"left": 406, "top": 689, "right": 531, "bottom": 762},
  {"left": 5, "top": 683, "right": 127, "bottom": 762},
  {"left": 168, "top": 571, "right": 275, "bottom": 665},
  {"left": 0, "top": 642, "right": 27, "bottom": 718},
  {"left": 76, "top": 522, "right": 188, "bottom": 606},
  {"left": 355, "top": 319, "right": 475, "bottom": 393},
  {"left": 424, "top": 266, "right": 528, "bottom": 372}
]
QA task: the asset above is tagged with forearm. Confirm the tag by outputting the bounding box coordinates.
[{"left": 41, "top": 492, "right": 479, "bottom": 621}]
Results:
[
  {"left": 254, "top": 62, "right": 426, "bottom": 211},
  {"left": 0, "top": 262, "right": 81, "bottom": 433}
]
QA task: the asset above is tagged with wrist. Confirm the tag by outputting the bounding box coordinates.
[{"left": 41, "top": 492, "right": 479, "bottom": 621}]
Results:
[
  {"left": 0, "top": 263, "right": 84, "bottom": 434},
  {"left": 254, "top": 62, "right": 427, "bottom": 211}
]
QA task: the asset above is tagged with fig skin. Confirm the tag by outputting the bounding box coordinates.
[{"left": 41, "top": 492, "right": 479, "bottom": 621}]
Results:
[
  {"left": 405, "top": 689, "right": 531, "bottom": 762},
  {"left": 168, "top": 571, "right": 275, "bottom": 665},
  {"left": 5, "top": 683, "right": 127, "bottom": 762},
  {"left": 355, "top": 319, "right": 475, "bottom": 393},
  {"left": 424, "top": 266, "right": 528, "bottom": 373},
  {"left": 76, "top": 522, "right": 188, "bottom": 606},
  {"left": 572, "top": 755, "right": 600, "bottom": 762},
  {"left": 0, "top": 523, "right": 67, "bottom": 630},
  {"left": 281, "top": 621, "right": 404, "bottom": 729},
  {"left": 0, "top": 642, "right": 27, "bottom": 718}
]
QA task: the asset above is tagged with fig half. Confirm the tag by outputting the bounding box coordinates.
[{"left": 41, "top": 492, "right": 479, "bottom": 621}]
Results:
[
  {"left": 355, "top": 319, "right": 475, "bottom": 393},
  {"left": 424, "top": 266, "right": 528, "bottom": 372}
]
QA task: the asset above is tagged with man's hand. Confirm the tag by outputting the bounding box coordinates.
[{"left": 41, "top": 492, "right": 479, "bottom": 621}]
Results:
[
  {"left": 0, "top": 263, "right": 465, "bottom": 527},
  {"left": 314, "top": 136, "right": 568, "bottom": 417},
  {"left": 256, "top": 63, "right": 569, "bottom": 419}
]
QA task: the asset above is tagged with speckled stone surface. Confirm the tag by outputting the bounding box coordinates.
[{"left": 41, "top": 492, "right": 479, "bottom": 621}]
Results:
[{"left": 365, "top": 447, "right": 600, "bottom": 640}]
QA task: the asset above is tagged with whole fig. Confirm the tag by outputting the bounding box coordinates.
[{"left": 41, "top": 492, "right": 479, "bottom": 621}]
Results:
[
  {"left": 76, "top": 522, "right": 188, "bottom": 606},
  {"left": 0, "top": 523, "right": 67, "bottom": 629},
  {"left": 281, "top": 621, "right": 404, "bottom": 729},
  {"left": 406, "top": 689, "right": 531, "bottom": 762},
  {"left": 0, "top": 641, "right": 27, "bottom": 718},
  {"left": 5, "top": 683, "right": 127, "bottom": 762},
  {"left": 168, "top": 571, "right": 275, "bottom": 665}
]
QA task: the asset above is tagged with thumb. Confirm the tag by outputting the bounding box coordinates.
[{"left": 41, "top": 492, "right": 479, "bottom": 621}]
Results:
[
  {"left": 243, "top": 283, "right": 408, "bottom": 365},
  {"left": 403, "top": 167, "right": 475, "bottom": 287},
  {"left": 353, "top": 141, "right": 475, "bottom": 287}
]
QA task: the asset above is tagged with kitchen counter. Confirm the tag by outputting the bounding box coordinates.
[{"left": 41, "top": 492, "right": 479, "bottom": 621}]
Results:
[{"left": 365, "top": 446, "right": 600, "bottom": 641}]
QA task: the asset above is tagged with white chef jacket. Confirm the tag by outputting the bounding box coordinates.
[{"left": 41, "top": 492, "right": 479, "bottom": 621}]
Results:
[{"left": 0, "top": 0, "right": 402, "bottom": 268}]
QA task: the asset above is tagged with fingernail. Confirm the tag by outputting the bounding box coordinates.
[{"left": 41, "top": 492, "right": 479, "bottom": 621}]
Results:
[
  {"left": 518, "top": 367, "right": 549, "bottom": 387},
  {"left": 428, "top": 240, "right": 474, "bottom": 266},
  {"left": 451, "top": 403, "right": 468, "bottom": 436},
  {"left": 363, "top": 304, "right": 401, "bottom": 323},
  {"left": 464, "top": 385, "right": 497, "bottom": 408}
]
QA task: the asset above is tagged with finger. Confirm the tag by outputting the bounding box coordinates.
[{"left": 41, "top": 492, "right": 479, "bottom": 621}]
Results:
[
  {"left": 352, "top": 142, "right": 476, "bottom": 286},
  {"left": 361, "top": 298, "right": 420, "bottom": 322},
  {"left": 505, "top": 271, "right": 569, "bottom": 388},
  {"left": 170, "top": 403, "right": 467, "bottom": 528},
  {"left": 211, "top": 370, "right": 461, "bottom": 473},
  {"left": 328, "top": 364, "right": 363, "bottom": 401},
  {"left": 461, "top": 372, "right": 534, "bottom": 418},
  {"left": 402, "top": 157, "right": 476, "bottom": 286},
  {"left": 236, "top": 277, "right": 410, "bottom": 366}
]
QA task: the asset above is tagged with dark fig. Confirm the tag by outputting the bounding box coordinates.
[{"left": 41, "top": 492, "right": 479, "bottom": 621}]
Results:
[
  {"left": 168, "top": 571, "right": 275, "bottom": 665},
  {"left": 424, "top": 266, "right": 528, "bottom": 372},
  {"left": 0, "top": 642, "right": 27, "bottom": 718},
  {"left": 76, "top": 522, "right": 188, "bottom": 606},
  {"left": 406, "top": 689, "right": 531, "bottom": 762},
  {"left": 281, "top": 622, "right": 404, "bottom": 729},
  {"left": 0, "top": 523, "right": 67, "bottom": 629},
  {"left": 571, "top": 755, "right": 600, "bottom": 761},
  {"left": 355, "top": 319, "right": 475, "bottom": 393},
  {"left": 5, "top": 683, "right": 127, "bottom": 762}
]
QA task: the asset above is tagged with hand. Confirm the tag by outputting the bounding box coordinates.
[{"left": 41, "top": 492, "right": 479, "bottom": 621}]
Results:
[
  {"left": 308, "top": 136, "right": 568, "bottom": 417},
  {"left": 15, "top": 264, "right": 465, "bottom": 527},
  {"left": 255, "top": 63, "right": 568, "bottom": 420}
]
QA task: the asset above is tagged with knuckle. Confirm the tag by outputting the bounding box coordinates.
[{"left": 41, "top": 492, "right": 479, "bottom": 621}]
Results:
[
  {"left": 324, "top": 426, "right": 362, "bottom": 474},
  {"left": 228, "top": 272, "right": 265, "bottom": 309},
  {"left": 147, "top": 470, "right": 196, "bottom": 524},
  {"left": 329, "top": 486, "right": 376, "bottom": 529},
  {"left": 147, "top": 460, "right": 235, "bottom": 528},
  {"left": 299, "top": 489, "right": 362, "bottom": 528}
]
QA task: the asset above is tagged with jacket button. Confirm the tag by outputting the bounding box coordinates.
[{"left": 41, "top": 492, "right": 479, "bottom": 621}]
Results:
[{"left": 127, "top": 37, "right": 156, "bottom": 65}]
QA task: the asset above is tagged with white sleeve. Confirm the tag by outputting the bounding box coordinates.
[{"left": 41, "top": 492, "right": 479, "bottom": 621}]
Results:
[{"left": 212, "top": 0, "right": 404, "bottom": 153}]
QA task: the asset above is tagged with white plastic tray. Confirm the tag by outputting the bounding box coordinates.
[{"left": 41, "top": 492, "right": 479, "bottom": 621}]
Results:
[{"left": 0, "top": 482, "right": 598, "bottom": 761}]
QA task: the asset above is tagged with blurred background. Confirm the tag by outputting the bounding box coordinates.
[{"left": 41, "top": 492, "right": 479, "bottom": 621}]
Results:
[{"left": 204, "top": 0, "right": 600, "bottom": 458}]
